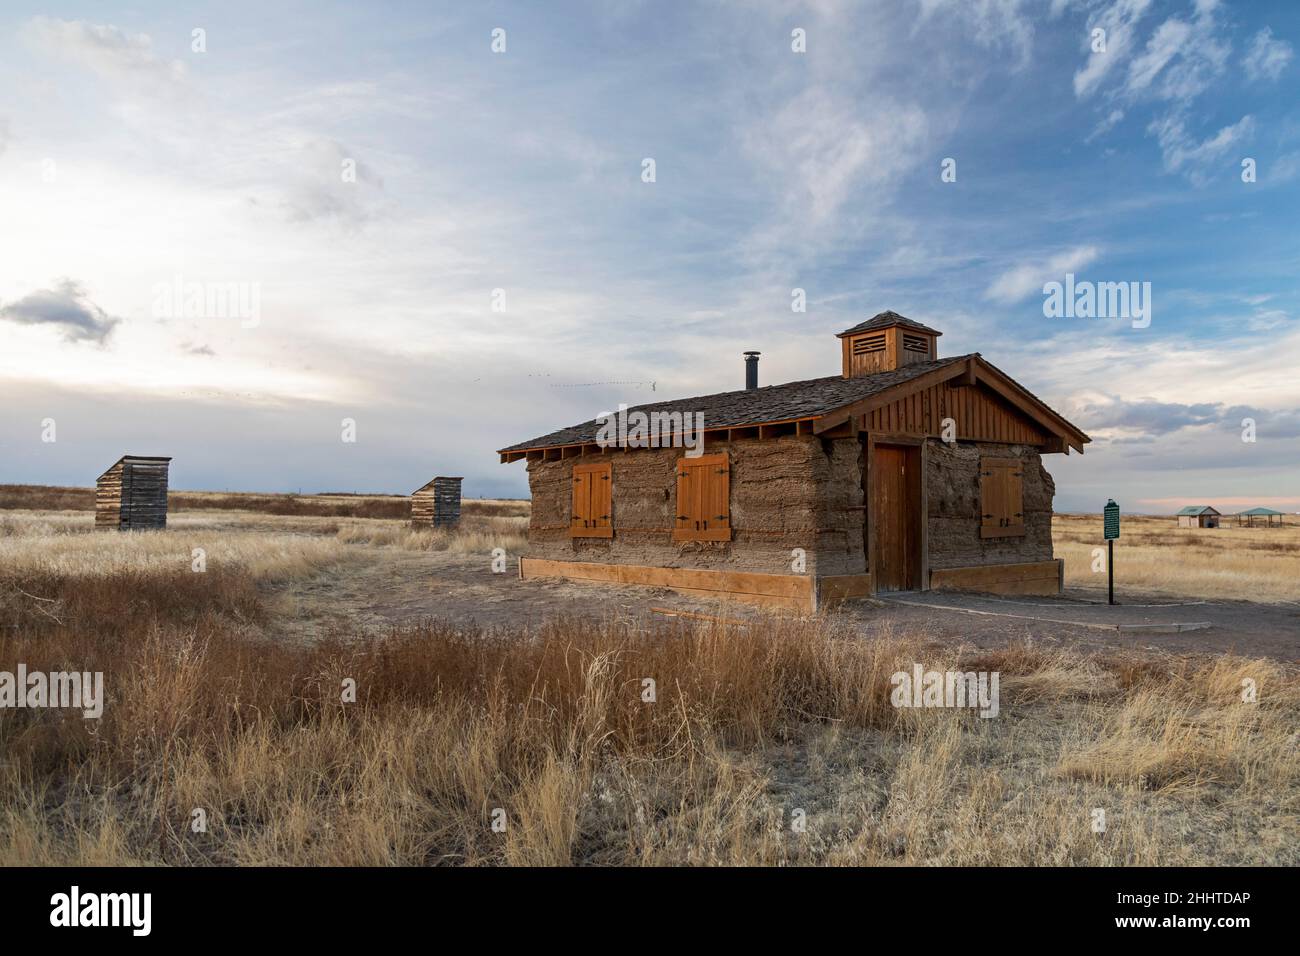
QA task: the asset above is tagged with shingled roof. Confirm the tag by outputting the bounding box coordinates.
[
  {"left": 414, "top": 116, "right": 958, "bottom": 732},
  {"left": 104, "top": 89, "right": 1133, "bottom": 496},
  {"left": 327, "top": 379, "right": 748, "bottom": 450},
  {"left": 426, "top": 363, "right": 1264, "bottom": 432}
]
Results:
[
  {"left": 500, "top": 355, "right": 972, "bottom": 453},
  {"left": 839, "top": 311, "right": 942, "bottom": 337}
]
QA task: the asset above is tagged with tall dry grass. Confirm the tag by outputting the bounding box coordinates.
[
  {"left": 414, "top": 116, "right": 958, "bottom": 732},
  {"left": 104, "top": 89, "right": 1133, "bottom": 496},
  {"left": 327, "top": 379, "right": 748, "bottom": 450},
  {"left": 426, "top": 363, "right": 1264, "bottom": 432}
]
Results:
[
  {"left": 1, "top": 560, "right": 1295, "bottom": 866},
  {"left": 1055, "top": 514, "right": 1300, "bottom": 601}
]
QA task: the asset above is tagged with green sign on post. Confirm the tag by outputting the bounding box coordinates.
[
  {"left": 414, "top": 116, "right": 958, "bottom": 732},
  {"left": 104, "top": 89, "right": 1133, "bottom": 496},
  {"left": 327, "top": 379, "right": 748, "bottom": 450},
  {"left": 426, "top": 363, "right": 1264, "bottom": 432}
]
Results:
[
  {"left": 1103, "top": 499, "right": 1119, "bottom": 605},
  {"left": 1104, "top": 500, "right": 1120, "bottom": 540}
]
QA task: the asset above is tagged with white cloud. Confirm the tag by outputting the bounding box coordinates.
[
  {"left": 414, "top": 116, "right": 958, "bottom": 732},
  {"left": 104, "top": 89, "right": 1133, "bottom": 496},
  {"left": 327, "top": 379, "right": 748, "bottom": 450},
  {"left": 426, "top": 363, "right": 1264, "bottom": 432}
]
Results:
[
  {"left": 1243, "top": 27, "right": 1294, "bottom": 83},
  {"left": 1120, "top": 0, "right": 1229, "bottom": 104},
  {"left": 1147, "top": 112, "right": 1254, "bottom": 181},
  {"left": 1086, "top": 107, "right": 1125, "bottom": 142},
  {"left": 744, "top": 86, "right": 928, "bottom": 228},
  {"left": 985, "top": 245, "right": 1101, "bottom": 304},
  {"left": 1125, "top": 17, "right": 1194, "bottom": 94},
  {"left": 21, "top": 17, "right": 185, "bottom": 87},
  {"left": 917, "top": 0, "right": 1037, "bottom": 66},
  {"left": 1073, "top": 0, "right": 1154, "bottom": 98}
]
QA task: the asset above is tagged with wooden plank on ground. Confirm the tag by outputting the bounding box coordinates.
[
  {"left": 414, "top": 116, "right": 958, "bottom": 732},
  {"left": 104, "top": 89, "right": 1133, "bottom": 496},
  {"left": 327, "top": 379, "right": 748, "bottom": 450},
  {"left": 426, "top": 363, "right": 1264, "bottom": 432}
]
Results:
[{"left": 520, "top": 558, "right": 815, "bottom": 608}]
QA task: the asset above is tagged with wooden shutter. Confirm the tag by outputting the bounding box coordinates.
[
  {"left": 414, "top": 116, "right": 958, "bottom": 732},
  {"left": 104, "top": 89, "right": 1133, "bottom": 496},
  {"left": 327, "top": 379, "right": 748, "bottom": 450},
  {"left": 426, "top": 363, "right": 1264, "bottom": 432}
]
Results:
[
  {"left": 979, "top": 457, "right": 1025, "bottom": 538},
  {"left": 571, "top": 462, "right": 613, "bottom": 538},
  {"left": 672, "top": 452, "right": 731, "bottom": 542}
]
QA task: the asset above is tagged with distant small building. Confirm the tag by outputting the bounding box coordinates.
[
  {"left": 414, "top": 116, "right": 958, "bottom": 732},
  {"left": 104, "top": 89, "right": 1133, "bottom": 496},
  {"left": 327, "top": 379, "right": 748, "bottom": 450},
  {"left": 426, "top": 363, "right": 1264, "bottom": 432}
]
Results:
[
  {"left": 411, "top": 476, "right": 464, "bottom": 528},
  {"left": 1175, "top": 505, "right": 1220, "bottom": 528},
  {"left": 96, "top": 455, "right": 172, "bottom": 531},
  {"left": 1236, "top": 507, "right": 1284, "bottom": 528}
]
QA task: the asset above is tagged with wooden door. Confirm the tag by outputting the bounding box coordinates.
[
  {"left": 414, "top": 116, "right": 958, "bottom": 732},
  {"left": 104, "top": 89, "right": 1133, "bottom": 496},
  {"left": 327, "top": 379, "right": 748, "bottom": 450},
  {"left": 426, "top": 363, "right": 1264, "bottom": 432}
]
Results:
[{"left": 871, "top": 443, "right": 922, "bottom": 592}]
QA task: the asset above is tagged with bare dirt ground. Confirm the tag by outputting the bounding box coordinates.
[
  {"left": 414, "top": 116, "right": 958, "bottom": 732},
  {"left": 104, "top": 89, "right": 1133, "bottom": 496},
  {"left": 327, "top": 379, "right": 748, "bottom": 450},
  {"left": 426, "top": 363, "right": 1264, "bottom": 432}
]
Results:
[
  {"left": 866, "top": 590, "right": 1300, "bottom": 662},
  {"left": 267, "top": 545, "right": 1300, "bottom": 661}
]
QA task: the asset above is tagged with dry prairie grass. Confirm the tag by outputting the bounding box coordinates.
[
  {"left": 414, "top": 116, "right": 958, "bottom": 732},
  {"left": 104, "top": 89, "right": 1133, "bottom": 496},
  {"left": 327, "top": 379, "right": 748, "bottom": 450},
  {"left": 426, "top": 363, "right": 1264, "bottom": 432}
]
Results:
[
  {"left": 333, "top": 515, "right": 528, "bottom": 554},
  {"left": 1, "top": 558, "right": 1295, "bottom": 866},
  {"left": 0, "top": 515, "right": 346, "bottom": 580},
  {"left": 0, "top": 498, "right": 528, "bottom": 563},
  {"left": 0, "top": 484, "right": 530, "bottom": 522},
  {"left": 1055, "top": 514, "right": 1300, "bottom": 602}
]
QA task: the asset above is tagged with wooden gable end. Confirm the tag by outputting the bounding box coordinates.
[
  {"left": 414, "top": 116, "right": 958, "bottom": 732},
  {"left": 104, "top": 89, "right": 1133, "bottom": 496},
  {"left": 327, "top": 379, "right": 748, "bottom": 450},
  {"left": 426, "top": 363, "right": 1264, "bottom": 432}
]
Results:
[
  {"left": 814, "top": 356, "right": 1088, "bottom": 453},
  {"left": 865, "top": 378, "right": 1047, "bottom": 445}
]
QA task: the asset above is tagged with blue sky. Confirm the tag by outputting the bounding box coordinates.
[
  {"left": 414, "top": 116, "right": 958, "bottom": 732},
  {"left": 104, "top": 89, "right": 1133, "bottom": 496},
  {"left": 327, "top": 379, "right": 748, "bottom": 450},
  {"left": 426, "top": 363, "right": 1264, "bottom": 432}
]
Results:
[{"left": 0, "top": 0, "right": 1297, "bottom": 512}]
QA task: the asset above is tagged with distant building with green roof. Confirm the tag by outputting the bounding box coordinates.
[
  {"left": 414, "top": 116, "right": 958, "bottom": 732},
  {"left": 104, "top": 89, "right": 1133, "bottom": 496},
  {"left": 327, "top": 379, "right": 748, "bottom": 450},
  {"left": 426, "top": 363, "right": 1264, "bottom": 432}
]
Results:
[{"left": 1175, "top": 505, "right": 1221, "bottom": 528}]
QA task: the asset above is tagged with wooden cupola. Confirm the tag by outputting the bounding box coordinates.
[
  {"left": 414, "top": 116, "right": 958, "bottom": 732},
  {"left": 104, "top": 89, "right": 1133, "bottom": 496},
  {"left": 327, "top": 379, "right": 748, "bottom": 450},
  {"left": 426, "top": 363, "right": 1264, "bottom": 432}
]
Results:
[{"left": 837, "top": 311, "right": 941, "bottom": 378}]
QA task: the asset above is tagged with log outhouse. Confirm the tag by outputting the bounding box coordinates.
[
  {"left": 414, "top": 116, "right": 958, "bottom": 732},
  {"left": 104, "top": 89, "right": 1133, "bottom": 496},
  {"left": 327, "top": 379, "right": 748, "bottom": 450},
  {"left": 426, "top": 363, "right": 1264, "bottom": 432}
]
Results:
[
  {"left": 95, "top": 455, "right": 172, "bottom": 531},
  {"left": 411, "top": 476, "right": 464, "bottom": 528}
]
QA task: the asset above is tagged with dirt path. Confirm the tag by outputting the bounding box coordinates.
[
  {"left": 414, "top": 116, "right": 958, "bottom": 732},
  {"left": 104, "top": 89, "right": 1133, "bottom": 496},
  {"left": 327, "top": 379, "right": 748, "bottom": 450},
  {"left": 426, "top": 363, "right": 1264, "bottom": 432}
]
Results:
[
  {"left": 848, "top": 590, "right": 1300, "bottom": 661},
  {"left": 265, "top": 545, "right": 1300, "bottom": 660},
  {"left": 263, "top": 546, "right": 755, "bottom": 641}
]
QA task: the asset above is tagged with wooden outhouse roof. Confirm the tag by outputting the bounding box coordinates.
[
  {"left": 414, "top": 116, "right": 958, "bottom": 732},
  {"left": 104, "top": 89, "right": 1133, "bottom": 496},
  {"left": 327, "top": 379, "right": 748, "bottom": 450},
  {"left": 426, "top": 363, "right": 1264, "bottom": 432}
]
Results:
[
  {"left": 500, "top": 352, "right": 1089, "bottom": 460},
  {"left": 412, "top": 476, "right": 464, "bottom": 495},
  {"left": 97, "top": 455, "right": 172, "bottom": 481},
  {"left": 838, "top": 311, "right": 942, "bottom": 337},
  {"left": 1175, "top": 505, "right": 1220, "bottom": 516}
]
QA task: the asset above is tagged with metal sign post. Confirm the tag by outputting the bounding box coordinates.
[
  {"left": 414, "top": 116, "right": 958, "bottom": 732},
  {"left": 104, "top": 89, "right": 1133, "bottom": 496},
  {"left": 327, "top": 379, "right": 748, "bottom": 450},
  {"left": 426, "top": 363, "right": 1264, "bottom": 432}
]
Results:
[{"left": 1103, "top": 499, "right": 1120, "bottom": 606}]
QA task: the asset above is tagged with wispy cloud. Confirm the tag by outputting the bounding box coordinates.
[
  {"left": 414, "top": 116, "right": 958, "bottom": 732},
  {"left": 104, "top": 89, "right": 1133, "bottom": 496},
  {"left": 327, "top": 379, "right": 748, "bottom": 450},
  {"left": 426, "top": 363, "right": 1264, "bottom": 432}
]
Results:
[
  {"left": 985, "top": 246, "right": 1101, "bottom": 304},
  {"left": 1243, "top": 26, "right": 1294, "bottom": 83},
  {"left": 1073, "top": 0, "right": 1154, "bottom": 98},
  {"left": 1122, "top": 0, "right": 1229, "bottom": 105},
  {"left": 743, "top": 85, "right": 927, "bottom": 229},
  {"left": 1147, "top": 112, "right": 1254, "bottom": 182}
]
